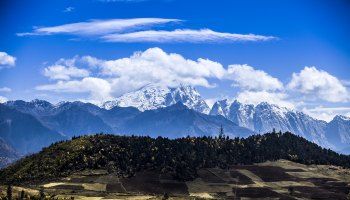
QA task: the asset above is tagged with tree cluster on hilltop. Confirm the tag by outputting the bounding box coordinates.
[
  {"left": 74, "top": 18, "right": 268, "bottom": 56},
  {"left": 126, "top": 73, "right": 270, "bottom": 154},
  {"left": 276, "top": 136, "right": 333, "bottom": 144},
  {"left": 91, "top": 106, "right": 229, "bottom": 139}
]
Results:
[{"left": 1, "top": 131, "right": 349, "bottom": 184}]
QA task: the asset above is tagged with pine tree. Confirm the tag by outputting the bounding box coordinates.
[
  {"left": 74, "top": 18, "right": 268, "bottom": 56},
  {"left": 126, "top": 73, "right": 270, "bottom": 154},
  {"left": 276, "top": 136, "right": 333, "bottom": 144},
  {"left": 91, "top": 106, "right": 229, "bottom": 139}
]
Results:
[
  {"left": 219, "top": 125, "right": 224, "bottom": 139},
  {"left": 19, "top": 190, "right": 25, "bottom": 200},
  {"left": 6, "top": 185, "right": 12, "bottom": 200},
  {"left": 39, "top": 188, "right": 45, "bottom": 200}
]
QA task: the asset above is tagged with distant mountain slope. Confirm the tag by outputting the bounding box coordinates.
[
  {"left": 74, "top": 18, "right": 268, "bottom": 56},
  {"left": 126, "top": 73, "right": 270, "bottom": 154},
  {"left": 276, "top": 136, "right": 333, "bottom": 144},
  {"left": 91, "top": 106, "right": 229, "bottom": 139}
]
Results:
[
  {"left": 325, "top": 115, "right": 350, "bottom": 152},
  {"left": 0, "top": 104, "right": 66, "bottom": 154},
  {"left": 124, "top": 102, "right": 254, "bottom": 138},
  {"left": 100, "top": 106, "right": 141, "bottom": 131},
  {"left": 2, "top": 100, "right": 248, "bottom": 142},
  {"left": 1, "top": 132, "right": 349, "bottom": 184},
  {"left": 0, "top": 138, "right": 19, "bottom": 168},
  {"left": 5, "top": 101, "right": 112, "bottom": 138},
  {"left": 210, "top": 100, "right": 329, "bottom": 147},
  {"left": 102, "top": 84, "right": 210, "bottom": 114},
  {"left": 44, "top": 104, "right": 113, "bottom": 137}
]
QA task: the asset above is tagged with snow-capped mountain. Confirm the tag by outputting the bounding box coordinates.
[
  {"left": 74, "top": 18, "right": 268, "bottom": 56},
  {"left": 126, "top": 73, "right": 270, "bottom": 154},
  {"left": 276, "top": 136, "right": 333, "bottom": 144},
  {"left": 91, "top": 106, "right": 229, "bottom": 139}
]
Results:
[
  {"left": 210, "top": 100, "right": 329, "bottom": 147},
  {"left": 102, "top": 84, "right": 210, "bottom": 114},
  {"left": 4, "top": 99, "right": 55, "bottom": 117},
  {"left": 325, "top": 115, "right": 350, "bottom": 152},
  {"left": 3, "top": 94, "right": 350, "bottom": 154}
]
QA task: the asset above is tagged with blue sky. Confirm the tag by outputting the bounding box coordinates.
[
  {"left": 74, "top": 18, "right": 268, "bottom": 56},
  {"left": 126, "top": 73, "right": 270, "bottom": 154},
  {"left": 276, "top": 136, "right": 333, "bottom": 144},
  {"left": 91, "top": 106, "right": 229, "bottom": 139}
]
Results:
[{"left": 0, "top": 0, "right": 350, "bottom": 121}]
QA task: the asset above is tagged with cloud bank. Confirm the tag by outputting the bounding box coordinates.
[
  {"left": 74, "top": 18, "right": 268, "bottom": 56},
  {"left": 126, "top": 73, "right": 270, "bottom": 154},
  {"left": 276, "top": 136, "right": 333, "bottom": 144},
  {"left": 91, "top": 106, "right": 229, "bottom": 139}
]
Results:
[
  {"left": 37, "top": 47, "right": 226, "bottom": 100},
  {"left": 35, "top": 48, "right": 350, "bottom": 120}
]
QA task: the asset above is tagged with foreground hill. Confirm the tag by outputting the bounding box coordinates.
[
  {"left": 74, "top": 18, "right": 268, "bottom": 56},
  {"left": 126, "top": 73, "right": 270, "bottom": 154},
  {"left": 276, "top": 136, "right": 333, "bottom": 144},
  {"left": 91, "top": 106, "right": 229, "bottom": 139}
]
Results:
[{"left": 1, "top": 132, "right": 349, "bottom": 185}]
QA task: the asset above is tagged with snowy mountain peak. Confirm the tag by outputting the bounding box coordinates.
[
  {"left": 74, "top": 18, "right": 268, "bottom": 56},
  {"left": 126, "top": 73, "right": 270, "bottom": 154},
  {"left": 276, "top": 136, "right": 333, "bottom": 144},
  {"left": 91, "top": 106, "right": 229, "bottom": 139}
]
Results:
[
  {"left": 209, "top": 99, "right": 232, "bottom": 117},
  {"left": 102, "top": 84, "right": 210, "bottom": 113},
  {"left": 333, "top": 115, "right": 350, "bottom": 121},
  {"left": 256, "top": 102, "right": 291, "bottom": 115},
  {"left": 30, "top": 99, "right": 52, "bottom": 106},
  {"left": 209, "top": 99, "right": 329, "bottom": 147}
]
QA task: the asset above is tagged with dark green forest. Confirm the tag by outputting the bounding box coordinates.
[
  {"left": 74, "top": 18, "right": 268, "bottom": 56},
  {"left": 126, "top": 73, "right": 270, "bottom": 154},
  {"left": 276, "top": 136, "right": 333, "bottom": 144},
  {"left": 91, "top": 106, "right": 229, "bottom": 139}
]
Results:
[{"left": 1, "top": 131, "right": 349, "bottom": 184}]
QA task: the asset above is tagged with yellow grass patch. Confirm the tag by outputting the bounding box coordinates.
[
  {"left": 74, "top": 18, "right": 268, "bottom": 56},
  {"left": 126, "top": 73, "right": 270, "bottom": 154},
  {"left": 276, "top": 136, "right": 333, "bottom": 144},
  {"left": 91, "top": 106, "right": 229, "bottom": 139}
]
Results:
[
  {"left": 82, "top": 183, "right": 106, "bottom": 192},
  {"left": 189, "top": 192, "right": 214, "bottom": 199}
]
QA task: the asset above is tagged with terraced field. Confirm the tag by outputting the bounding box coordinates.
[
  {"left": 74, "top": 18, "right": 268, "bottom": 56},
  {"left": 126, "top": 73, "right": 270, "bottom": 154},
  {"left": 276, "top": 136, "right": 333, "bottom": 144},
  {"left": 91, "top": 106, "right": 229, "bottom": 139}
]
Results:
[{"left": 2, "top": 160, "right": 350, "bottom": 199}]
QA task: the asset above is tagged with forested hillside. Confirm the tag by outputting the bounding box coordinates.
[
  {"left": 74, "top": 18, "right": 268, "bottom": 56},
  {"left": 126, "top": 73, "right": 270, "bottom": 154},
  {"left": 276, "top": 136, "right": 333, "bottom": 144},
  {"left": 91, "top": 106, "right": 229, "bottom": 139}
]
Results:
[{"left": 1, "top": 131, "right": 349, "bottom": 185}]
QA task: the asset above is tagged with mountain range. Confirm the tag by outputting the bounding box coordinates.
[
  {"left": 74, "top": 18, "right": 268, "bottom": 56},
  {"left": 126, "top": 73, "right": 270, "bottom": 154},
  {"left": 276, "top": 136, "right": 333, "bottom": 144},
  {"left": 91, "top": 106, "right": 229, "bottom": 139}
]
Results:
[
  {"left": 1, "top": 87, "right": 253, "bottom": 157},
  {"left": 1, "top": 84, "right": 349, "bottom": 162}
]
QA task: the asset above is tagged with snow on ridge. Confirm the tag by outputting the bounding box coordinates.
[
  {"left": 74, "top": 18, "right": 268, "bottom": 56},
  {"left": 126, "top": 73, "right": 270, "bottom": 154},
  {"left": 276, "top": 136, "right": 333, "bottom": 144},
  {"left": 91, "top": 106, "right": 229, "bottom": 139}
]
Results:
[{"left": 102, "top": 84, "right": 210, "bottom": 114}]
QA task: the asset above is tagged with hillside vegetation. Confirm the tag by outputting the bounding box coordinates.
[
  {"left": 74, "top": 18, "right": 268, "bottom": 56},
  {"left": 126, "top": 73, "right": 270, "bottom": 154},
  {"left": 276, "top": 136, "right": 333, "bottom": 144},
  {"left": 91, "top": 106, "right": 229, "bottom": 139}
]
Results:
[{"left": 1, "top": 132, "right": 349, "bottom": 185}]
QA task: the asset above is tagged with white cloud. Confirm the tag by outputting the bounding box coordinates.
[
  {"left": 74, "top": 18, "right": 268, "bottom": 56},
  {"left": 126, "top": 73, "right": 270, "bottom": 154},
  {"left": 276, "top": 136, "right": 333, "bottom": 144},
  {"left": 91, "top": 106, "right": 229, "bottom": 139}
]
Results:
[
  {"left": 63, "top": 7, "right": 74, "bottom": 12},
  {"left": 0, "top": 52, "right": 16, "bottom": 68},
  {"left": 236, "top": 90, "right": 295, "bottom": 109},
  {"left": 96, "top": 47, "right": 226, "bottom": 94},
  {"left": 302, "top": 106, "right": 350, "bottom": 122},
  {"left": 0, "top": 96, "right": 8, "bottom": 103},
  {"left": 227, "top": 64, "right": 283, "bottom": 91},
  {"left": 0, "top": 87, "right": 11, "bottom": 92},
  {"left": 36, "top": 77, "right": 112, "bottom": 102},
  {"left": 17, "top": 18, "right": 181, "bottom": 36},
  {"left": 102, "top": 29, "right": 276, "bottom": 43},
  {"left": 43, "top": 65, "right": 90, "bottom": 80},
  {"left": 288, "top": 66, "right": 349, "bottom": 102}
]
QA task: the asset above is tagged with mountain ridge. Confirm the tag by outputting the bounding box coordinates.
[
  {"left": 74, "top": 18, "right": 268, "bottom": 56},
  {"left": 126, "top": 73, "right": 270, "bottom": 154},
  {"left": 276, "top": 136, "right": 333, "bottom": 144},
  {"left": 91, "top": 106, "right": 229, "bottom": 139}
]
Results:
[
  {"left": 209, "top": 99, "right": 341, "bottom": 149},
  {"left": 2, "top": 85, "right": 350, "bottom": 154}
]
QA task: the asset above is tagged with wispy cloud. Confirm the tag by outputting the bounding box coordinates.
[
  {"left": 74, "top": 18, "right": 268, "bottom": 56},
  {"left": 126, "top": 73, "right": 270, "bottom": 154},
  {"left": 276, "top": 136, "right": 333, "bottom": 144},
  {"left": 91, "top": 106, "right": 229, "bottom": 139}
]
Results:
[
  {"left": 63, "top": 7, "right": 74, "bottom": 13},
  {"left": 0, "top": 87, "right": 12, "bottom": 92},
  {"left": 102, "top": 29, "right": 277, "bottom": 43},
  {"left": 17, "top": 18, "right": 181, "bottom": 36},
  {"left": 17, "top": 18, "right": 277, "bottom": 43},
  {"left": 302, "top": 106, "right": 350, "bottom": 122}
]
